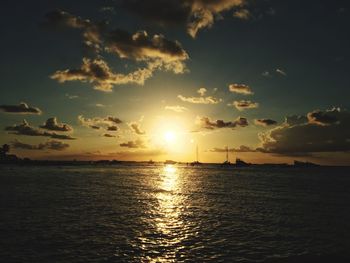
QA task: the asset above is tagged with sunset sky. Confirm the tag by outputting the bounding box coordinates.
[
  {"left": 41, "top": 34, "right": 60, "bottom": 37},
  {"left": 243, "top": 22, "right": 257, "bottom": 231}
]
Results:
[{"left": 1, "top": 0, "right": 350, "bottom": 165}]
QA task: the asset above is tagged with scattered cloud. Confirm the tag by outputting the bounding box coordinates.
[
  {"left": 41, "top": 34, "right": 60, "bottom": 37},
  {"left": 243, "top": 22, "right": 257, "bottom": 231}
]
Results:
[
  {"left": 229, "top": 100, "right": 259, "bottom": 111},
  {"left": 197, "top": 88, "right": 207, "bottom": 96},
  {"left": 0, "top": 102, "right": 42, "bottom": 115},
  {"left": 78, "top": 115, "right": 122, "bottom": 130},
  {"left": 12, "top": 139, "right": 70, "bottom": 151},
  {"left": 5, "top": 120, "right": 76, "bottom": 140},
  {"left": 196, "top": 116, "right": 248, "bottom": 130},
  {"left": 65, "top": 93, "right": 79, "bottom": 99},
  {"left": 178, "top": 95, "right": 222, "bottom": 104},
  {"left": 276, "top": 68, "right": 287, "bottom": 76},
  {"left": 254, "top": 119, "right": 277, "bottom": 126},
  {"left": 262, "top": 71, "right": 271, "bottom": 77},
  {"left": 40, "top": 117, "right": 73, "bottom": 132},
  {"left": 165, "top": 105, "right": 188, "bottom": 113},
  {"left": 120, "top": 139, "right": 146, "bottom": 148},
  {"left": 119, "top": 0, "right": 249, "bottom": 37},
  {"left": 228, "top": 84, "right": 253, "bottom": 95},
  {"left": 258, "top": 108, "right": 350, "bottom": 155},
  {"left": 129, "top": 122, "right": 146, "bottom": 135},
  {"left": 103, "top": 133, "right": 116, "bottom": 138},
  {"left": 233, "top": 9, "right": 251, "bottom": 20}
]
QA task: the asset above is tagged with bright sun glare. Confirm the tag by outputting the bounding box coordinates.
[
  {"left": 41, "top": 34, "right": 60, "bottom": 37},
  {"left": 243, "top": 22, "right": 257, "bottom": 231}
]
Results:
[{"left": 164, "top": 131, "right": 176, "bottom": 143}]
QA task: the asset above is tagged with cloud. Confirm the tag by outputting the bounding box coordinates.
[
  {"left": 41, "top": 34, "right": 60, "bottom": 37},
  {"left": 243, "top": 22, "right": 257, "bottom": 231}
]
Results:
[
  {"left": 307, "top": 110, "right": 339, "bottom": 126},
  {"left": 40, "top": 117, "right": 73, "bottom": 132},
  {"left": 107, "top": 126, "right": 118, "bottom": 131},
  {"left": 5, "top": 120, "right": 76, "bottom": 140},
  {"left": 254, "top": 119, "right": 277, "bottom": 126},
  {"left": 164, "top": 105, "right": 188, "bottom": 113},
  {"left": 178, "top": 95, "right": 222, "bottom": 104},
  {"left": 119, "top": 0, "right": 248, "bottom": 37},
  {"left": 0, "top": 102, "right": 42, "bottom": 115},
  {"left": 228, "top": 84, "right": 253, "bottom": 95},
  {"left": 276, "top": 68, "right": 287, "bottom": 76},
  {"left": 12, "top": 139, "right": 70, "bottom": 151},
  {"left": 229, "top": 100, "right": 259, "bottom": 111},
  {"left": 209, "top": 145, "right": 256, "bottom": 152},
  {"left": 197, "top": 88, "right": 207, "bottom": 96},
  {"left": 258, "top": 108, "right": 350, "bottom": 154},
  {"left": 129, "top": 122, "right": 145, "bottom": 135},
  {"left": 65, "top": 94, "right": 79, "bottom": 99},
  {"left": 103, "top": 133, "right": 116, "bottom": 138},
  {"left": 46, "top": 10, "right": 189, "bottom": 91},
  {"left": 233, "top": 9, "right": 251, "bottom": 20},
  {"left": 196, "top": 116, "right": 248, "bottom": 130},
  {"left": 120, "top": 139, "right": 146, "bottom": 148},
  {"left": 51, "top": 58, "right": 154, "bottom": 92},
  {"left": 78, "top": 115, "right": 122, "bottom": 130}
]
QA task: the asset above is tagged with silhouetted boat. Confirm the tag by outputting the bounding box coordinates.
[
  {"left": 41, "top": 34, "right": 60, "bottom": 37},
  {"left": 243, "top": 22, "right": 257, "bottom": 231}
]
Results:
[
  {"left": 234, "top": 158, "right": 250, "bottom": 167},
  {"left": 148, "top": 159, "right": 154, "bottom": 164},
  {"left": 222, "top": 146, "right": 231, "bottom": 165},
  {"left": 190, "top": 144, "right": 202, "bottom": 166}
]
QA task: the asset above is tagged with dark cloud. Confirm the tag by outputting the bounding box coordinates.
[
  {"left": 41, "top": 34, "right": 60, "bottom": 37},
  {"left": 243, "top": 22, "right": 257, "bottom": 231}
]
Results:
[
  {"left": 228, "top": 84, "right": 253, "bottom": 95},
  {"left": 107, "top": 126, "right": 118, "bottom": 131},
  {"left": 197, "top": 116, "right": 248, "bottom": 130},
  {"left": 47, "top": 10, "right": 189, "bottom": 91},
  {"left": 258, "top": 108, "right": 350, "bottom": 155},
  {"left": 119, "top": 0, "right": 248, "bottom": 37},
  {"left": 12, "top": 139, "right": 69, "bottom": 151},
  {"left": 103, "top": 133, "right": 116, "bottom": 138},
  {"left": 106, "top": 117, "right": 122, "bottom": 124},
  {"left": 5, "top": 120, "right": 76, "bottom": 140},
  {"left": 0, "top": 102, "right": 41, "bottom": 115},
  {"left": 307, "top": 109, "right": 339, "bottom": 126},
  {"left": 129, "top": 123, "right": 145, "bottom": 135},
  {"left": 229, "top": 100, "right": 259, "bottom": 111},
  {"left": 40, "top": 117, "right": 73, "bottom": 132},
  {"left": 120, "top": 139, "right": 146, "bottom": 148},
  {"left": 90, "top": 125, "right": 101, "bottom": 130},
  {"left": 254, "top": 119, "right": 277, "bottom": 126}
]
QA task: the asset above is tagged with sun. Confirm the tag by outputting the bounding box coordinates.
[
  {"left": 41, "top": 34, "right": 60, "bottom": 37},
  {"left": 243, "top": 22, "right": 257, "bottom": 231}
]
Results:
[{"left": 164, "top": 131, "right": 176, "bottom": 143}]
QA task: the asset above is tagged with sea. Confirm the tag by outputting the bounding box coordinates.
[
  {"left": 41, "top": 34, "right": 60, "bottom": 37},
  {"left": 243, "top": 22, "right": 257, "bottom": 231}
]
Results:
[{"left": 1, "top": 164, "right": 350, "bottom": 262}]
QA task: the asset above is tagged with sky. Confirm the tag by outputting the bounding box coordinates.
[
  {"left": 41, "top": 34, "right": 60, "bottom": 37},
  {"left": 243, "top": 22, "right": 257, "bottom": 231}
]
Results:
[{"left": 0, "top": 0, "right": 350, "bottom": 165}]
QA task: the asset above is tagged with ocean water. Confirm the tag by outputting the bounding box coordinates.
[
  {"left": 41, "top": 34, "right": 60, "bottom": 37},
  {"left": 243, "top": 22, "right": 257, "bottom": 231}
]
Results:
[{"left": 1, "top": 164, "right": 350, "bottom": 262}]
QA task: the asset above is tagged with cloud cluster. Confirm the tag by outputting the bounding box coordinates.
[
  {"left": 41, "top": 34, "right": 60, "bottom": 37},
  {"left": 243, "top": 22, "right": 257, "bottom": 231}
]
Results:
[
  {"left": 165, "top": 105, "right": 188, "bottom": 113},
  {"left": 12, "top": 139, "right": 70, "bottom": 151},
  {"left": 254, "top": 119, "right": 277, "bottom": 127},
  {"left": 120, "top": 139, "right": 146, "bottom": 148},
  {"left": 0, "top": 102, "right": 42, "bottom": 115},
  {"left": 47, "top": 10, "right": 189, "bottom": 91},
  {"left": 129, "top": 122, "right": 145, "bottom": 135},
  {"left": 78, "top": 115, "right": 122, "bottom": 130},
  {"left": 258, "top": 108, "right": 350, "bottom": 155},
  {"left": 196, "top": 116, "right": 248, "bottom": 130},
  {"left": 119, "top": 0, "right": 248, "bottom": 37},
  {"left": 5, "top": 120, "right": 76, "bottom": 140},
  {"left": 40, "top": 117, "right": 73, "bottom": 132},
  {"left": 228, "top": 84, "right": 253, "bottom": 95},
  {"left": 178, "top": 95, "right": 222, "bottom": 104},
  {"left": 229, "top": 100, "right": 259, "bottom": 111}
]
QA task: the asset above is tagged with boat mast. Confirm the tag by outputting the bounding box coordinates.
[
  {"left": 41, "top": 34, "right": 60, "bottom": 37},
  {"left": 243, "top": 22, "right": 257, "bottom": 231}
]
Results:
[{"left": 226, "top": 146, "right": 229, "bottom": 162}]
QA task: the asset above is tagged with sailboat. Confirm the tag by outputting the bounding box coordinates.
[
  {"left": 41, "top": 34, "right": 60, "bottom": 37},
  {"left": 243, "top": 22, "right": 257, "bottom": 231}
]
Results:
[
  {"left": 222, "top": 146, "right": 231, "bottom": 165},
  {"left": 190, "top": 144, "right": 202, "bottom": 166}
]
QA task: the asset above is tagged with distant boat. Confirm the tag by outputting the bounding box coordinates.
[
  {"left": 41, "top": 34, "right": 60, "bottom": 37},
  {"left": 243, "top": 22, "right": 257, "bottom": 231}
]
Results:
[
  {"left": 222, "top": 146, "right": 231, "bottom": 165},
  {"left": 164, "top": 160, "right": 176, "bottom": 165},
  {"left": 234, "top": 158, "right": 250, "bottom": 167},
  {"left": 190, "top": 144, "right": 202, "bottom": 166},
  {"left": 148, "top": 159, "right": 154, "bottom": 165}
]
